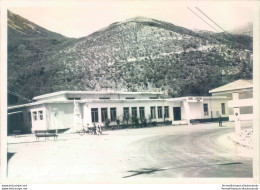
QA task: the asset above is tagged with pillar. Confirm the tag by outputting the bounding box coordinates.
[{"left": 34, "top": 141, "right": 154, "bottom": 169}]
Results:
[{"left": 183, "top": 101, "right": 191, "bottom": 125}]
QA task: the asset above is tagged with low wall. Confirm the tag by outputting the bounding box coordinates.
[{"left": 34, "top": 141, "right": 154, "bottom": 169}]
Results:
[{"left": 190, "top": 117, "right": 229, "bottom": 124}]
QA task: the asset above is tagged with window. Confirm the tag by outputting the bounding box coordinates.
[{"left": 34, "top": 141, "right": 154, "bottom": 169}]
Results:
[
  {"left": 132, "top": 107, "right": 137, "bottom": 118},
  {"left": 221, "top": 103, "right": 225, "bottom": 115},
  {"left": 99, "top": 97, "right": 110, "bottom": 99},
  {"left": 150, "top": 97, "right": 158, "bottom": 99},
  {"left": 203, "top": 104, "right": 208, "bottom": 116},
  {"left": 101, "top": 108, "right": 108, "bottom": 122},
  {"left": 38, "top": 111, "right": 43, "bottom": 120},
  {"left": 110, "top": 108, "right": 117, "bottom": 122},
  {"left": 164, "top": 106, "right": 169, "bottom": 118},
  {"left": 123, "top": 107, "right": 129, "bottom": 121},
  {"left": 33, "top": 111, "right": 37, "bottom": 121},
  {"left": 150, "top": 106, "right": 156, "bottom": 119},
  {"left": 91, "top": 108, "right": 98, "bottom": 122},
  {"left": 240, "top": 106, "right": 253, "bottom": 114},
  {"left": 126, "top": 97, "right": 135, "bottom": 99},
  {"left": 158, "top": 106, "right": 162, "bottom": 118},
  {"left": 139, "top": 107, "right": 145, "bottom": 120}
]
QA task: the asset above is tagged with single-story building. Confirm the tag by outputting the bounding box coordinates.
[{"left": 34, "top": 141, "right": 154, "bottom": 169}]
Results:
[
  {"left": 209, "top": 79, "right": 253, "bottom": 121},
  {"left": 8, "top": 91, "right": 228, "bottom": 134}
]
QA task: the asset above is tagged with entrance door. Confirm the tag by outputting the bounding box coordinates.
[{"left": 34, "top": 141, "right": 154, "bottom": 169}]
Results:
[{"left": 173, "top": 107, "right": 181, "bottom": 121}]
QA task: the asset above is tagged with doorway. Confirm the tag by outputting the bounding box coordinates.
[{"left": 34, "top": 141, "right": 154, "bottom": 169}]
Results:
[{"left": 173, "top": 107, "right": 181, "bottom": 121}]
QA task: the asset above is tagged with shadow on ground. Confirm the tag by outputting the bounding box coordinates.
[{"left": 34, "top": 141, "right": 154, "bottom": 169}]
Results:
[{"left": 123, "top": 168, "right": 166, "bottom": 178}]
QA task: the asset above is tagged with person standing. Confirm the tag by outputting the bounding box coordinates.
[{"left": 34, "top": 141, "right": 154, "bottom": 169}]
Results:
[{"left": 218, "top": 115, "right": 222, "bottom": 127}]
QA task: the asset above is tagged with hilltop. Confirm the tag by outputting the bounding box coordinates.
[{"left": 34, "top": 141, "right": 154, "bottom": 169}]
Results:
[{"left": 8, "top": 11, "right": 253, "bottom": 105}]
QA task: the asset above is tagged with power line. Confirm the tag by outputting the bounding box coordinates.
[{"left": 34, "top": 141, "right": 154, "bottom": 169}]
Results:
[
  {"left": 187, "top": 7, "right": 220, "bottom": 33},
  {"left": 195, "top": 7, "right": 229, "bottom": 34},
  {"left": 195, "top": 7, "right": 251, "bottom": 51}
]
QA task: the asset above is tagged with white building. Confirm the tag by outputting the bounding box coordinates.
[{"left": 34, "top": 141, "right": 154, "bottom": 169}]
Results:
[
  {"left": 8, "top": 91, "right": 228, "bottom": 133},
  {"left": 209, "top": 79, "right": 253, "bottom": 121}
]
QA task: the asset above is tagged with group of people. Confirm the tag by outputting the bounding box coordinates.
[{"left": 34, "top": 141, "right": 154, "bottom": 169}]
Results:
[{"left": 86, "top": 123, "right": 102, "bottom": 135}]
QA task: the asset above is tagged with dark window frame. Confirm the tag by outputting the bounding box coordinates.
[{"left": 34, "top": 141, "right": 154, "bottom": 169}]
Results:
[
  {"left": 132, "top": 107, "right": 137, "bottom": 118},
  {"left": 91, "top": 108, "right": 99, "bottom": 123},
  {"left": 110, "top": 107, "right": 117, "bottom": 122},
  {"left": 203, "top": 104, "right": 209, "bottom": 116},
  {"left": 150, "top": 106, "right": 156, "bottom": 119},
  {"left": 164, "top": 106, "right": 169, "bottom": 118},
  {"left": 139, "top": 107, "right": 145, "bottom": 121},
  {"left": 158, "top": 106, "right": 163, "bottom": 118},
  {"left": 221, "top": 103, "right": 225, "bottom": 115},
  {"left": 123, "top": 107, "right": 130, "bottom": 121},
  {"left": 33, "top": 111, "right": 37, "bottom": 121},
  {"left": 101, "top": 108, "right": 108, "bottom": 122},
  {"left": 38, "top": 110, "right": 43, "bottom": 120}
]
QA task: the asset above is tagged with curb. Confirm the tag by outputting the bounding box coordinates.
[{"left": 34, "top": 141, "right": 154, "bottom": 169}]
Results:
[{"left": 228, "top": 134, "right": 253, "bottom": 149}]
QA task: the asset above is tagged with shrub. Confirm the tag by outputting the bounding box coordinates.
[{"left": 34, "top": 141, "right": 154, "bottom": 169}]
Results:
[
  {"left": 105, "top": 119, "right": 111, "bottom": 128},
  {"left": 116, "top": 118, "right": 121, "bottom": 129}
]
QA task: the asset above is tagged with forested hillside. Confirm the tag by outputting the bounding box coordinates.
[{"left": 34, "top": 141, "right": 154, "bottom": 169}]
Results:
[{"left": 8, "top": 13, "right": 253, "bottom": 105}]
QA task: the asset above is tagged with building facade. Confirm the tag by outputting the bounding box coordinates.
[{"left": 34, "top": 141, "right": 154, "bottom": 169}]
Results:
[
  {"left": 209, "top": 79, "right": 253, "bottom": 121},
  {"left": 8, "top": 91, "right": 228, "bottom": 133}
]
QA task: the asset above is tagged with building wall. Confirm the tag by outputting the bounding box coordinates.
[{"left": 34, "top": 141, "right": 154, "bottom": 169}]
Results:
[
  {"left": 30, "top": 105, "right": 47, "bottom": 131},
  {"left": 23, "top": 94, "right": 229, "bottom": 131},
  {"left": 186, "top": 99, "right": 228, "bottom": 120},
  {"left": 211, "top": 88, "right": 253, "bottom": 121},
  {"left": 82, "top": 100, "right": 177, "bottom": 126},
  {"left": 211, "top": 89, "right": 253, "bottom": 101},
  {"left": 46, "top": 103, "right": 75, "bottom": 130}
]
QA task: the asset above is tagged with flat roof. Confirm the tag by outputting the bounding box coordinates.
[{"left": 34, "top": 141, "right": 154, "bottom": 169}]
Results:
[
  {"left": 209, "top": 79, "right": 253, "bottom": 94},
  {"left": 8, "top": 96, "right": 227, "bottom": 110},
  {"left": 33, "top": 91, "right": 164, "bottom": 100}
]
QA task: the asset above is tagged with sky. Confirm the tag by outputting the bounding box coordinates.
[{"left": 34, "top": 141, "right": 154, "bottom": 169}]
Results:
[{"left": 7, "top": 1, "right": 255, "bottom": 38}]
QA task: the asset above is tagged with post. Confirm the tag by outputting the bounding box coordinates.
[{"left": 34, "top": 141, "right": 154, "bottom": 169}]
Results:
[
  {"left": 183, "top": 100, "right": 191, "bottom": 125},
  {"left": 234, "top": 107, "right": 241, "bottom": 134},
  {"left": 233, "top": 92, "right": 241, "bottom": 134}
]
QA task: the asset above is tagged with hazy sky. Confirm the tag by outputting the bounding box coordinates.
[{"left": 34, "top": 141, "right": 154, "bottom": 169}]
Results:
[{"left": 8, "top": 1, "right": 255, "bottom": 38}]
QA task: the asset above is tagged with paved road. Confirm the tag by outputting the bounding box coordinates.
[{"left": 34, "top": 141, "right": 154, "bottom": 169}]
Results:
[
  {"left": 6, "top": 122, "right": 252, "bottom": 182},
  {"left": 123, "top": 126, "right": 252, "bottom": 178}
]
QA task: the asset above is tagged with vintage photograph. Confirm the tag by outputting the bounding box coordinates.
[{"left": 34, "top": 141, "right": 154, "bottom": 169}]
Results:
[{"left": 1, "top": 0, "right": 259, "bottom": 184}]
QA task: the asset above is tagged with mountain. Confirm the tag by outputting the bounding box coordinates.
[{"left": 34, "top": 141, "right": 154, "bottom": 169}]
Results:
[
  {"left": 230, "top": 22, "right": 253, "bottom": 37},
  {"left": 8, "top": 12, "right": 253, "bottom": 105},
  {"left": 8, "top": 10, "right": 77, "bottom": 104}
]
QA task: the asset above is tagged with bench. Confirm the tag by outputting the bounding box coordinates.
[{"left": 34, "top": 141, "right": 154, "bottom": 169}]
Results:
[{"left": 35, "top": 130, "right": 58, "bottom": 140}]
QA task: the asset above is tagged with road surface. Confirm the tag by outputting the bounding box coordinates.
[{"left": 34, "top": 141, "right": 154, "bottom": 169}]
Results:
[{"left": 6, "top": 122, "right": 252, "bottom": 182}]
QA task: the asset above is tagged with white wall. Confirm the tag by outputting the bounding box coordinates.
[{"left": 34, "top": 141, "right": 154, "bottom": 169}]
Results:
[
  {"left": 82, "top": 100, "right": 176, "bottom": 125},
  {"left": 30, "top": 105, "right": 47, "bottom": 131},
  {"left": 184, "top": 99, "right": 228, "bottom": 120},
  {"left": 46, "top": 103, "right": 74, "bottom": 130}
]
